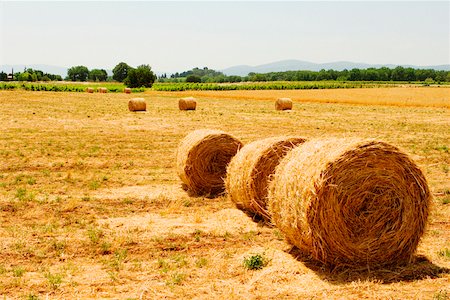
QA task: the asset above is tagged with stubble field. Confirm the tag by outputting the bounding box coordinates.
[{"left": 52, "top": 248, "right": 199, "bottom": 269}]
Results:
[{"left": 0, "top": 87, "right": 449, "bottom": 299}]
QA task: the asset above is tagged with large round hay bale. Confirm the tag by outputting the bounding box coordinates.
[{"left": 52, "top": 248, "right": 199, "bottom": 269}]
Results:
[
  {"left": 86, "top": 87, "right": 94, "bottom": 93},
  {"left": 124, "top": 88, "right": 132, "bottom": 94},
  {"left": 99, "top": 87, "right": 108, "bottom": 93},
  {"left": 128, "top": 98, "right": 146, "bottom": 111},
  {"left": 275, "top": 98, "right": 293, "bottom": 110},
  {"left": 179, "top": 97, "right": 197, "bottom": 110},
  {"left": 268, "top": 138, "right": 431, "bottom": 267},
  {"left": 226, "top": 136, "right": 306, "bottom": 221},
  {"left": 177, "top": 129, "right": 243, "bottom": 196}
]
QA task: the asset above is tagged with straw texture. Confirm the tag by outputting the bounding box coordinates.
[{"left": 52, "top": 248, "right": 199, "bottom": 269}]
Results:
[
  {"left": 179, "top": 97, "right": 197, "bottom": 110},
  {"left": 99, "top": 87, "right": 108, "bottom": 93},
  {"left": 177, "top": 129, "right": 243, "bottom": 196},
  {"left": 128, "top": 98, "right": 147, "bottom": 112},
  {"left": 268, "top": 138, "right": 431, "bottom": 267},
  {"left": 226, "top": 136, "right": 306, "bottom": 221},
  {"left": 275, "top": 98, "right": 293, "bottom": 110},
  {"left": 86, "top": 87, "right": 94, "bottom": 93},
  {"left": 124, "top": 88, "right": 132, "bottom": 94}
]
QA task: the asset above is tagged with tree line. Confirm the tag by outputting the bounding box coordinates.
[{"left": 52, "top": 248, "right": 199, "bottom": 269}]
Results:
[
  {"left": 0, "top": 68, "right": 63, "bottom": 82},
  {"left": 2, "top": 64, "right": 449, "bottom": 86},
  {"left": 0, "top": 63, "right": 157, "bottom": 88},
  {"left": 161, "top": 66, "right": 450, "bottom": 83}
]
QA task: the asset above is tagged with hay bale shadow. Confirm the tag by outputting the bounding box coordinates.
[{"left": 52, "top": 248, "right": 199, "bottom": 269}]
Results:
[
  {"left": 181, "top": 183, "right": 224, "bottom": 199},
  {"left": 287, "top": 246, "right": 450, "bottom": 284}
]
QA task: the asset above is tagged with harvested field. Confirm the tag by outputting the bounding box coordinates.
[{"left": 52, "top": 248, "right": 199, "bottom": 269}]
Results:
[{"left": 0, "top": 89, "right": 448, "bottom": 299}]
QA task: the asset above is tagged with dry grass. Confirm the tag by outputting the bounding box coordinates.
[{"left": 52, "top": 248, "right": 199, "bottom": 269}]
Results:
[
  {"left": 151, "top": 86, "right": 450, "bottom": 108},
  {"left": 0, "top": 89, "right": 448, "bottom": 299}
]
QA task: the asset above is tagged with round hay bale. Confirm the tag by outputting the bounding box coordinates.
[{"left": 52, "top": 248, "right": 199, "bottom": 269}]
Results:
[
  {"left": 98, "top": 87, "right": 108, "bottom": 93},
  {"left": 226, "top": 136, "right": 306, "bottom": 221},
  {"left": 177, "top": 129, "right": 243, "bottom": 196},
  {"left": 86, "top": 87, "right": 94, "bottom": 93},
  {"left": 128, "top": 98, "right": 146, "bottom": 112},
  {"left": 268, "top": 138, "right": 431, "bottom": 267},
  {"left": 179, "top": 97, "right": 197, "bottom": 110},
  {"left": 124, "top": 88, "right": 132, "bottom": 94},
  {"left": 275, "top": 98, "right": 293, "bottom": 110}
]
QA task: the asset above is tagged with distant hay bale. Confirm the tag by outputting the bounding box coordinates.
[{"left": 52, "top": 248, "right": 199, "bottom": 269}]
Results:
[
  {"left": 177, "top": 129, "right": 243, "bottom": 196},
  {"left": 124, "top": 88, "right": 132, "bottom": 94},
  {"left": 128, "top": 98, "right": 146, "bottom": 112},
  {"left": 275, "top": 98, "right": 293, "bottom": 110},
  {"left": 99, "top": 87, "right": 108, "bottom": 93},
  {"left": 268, "top": 139, "right": 431, "bottom": 267},
  {"left": 86, "top": 87, "right": 94, "bottom": 93},
  {"left": 179, "top": 97, "right": 197, "bottom": 110},
  {"left": 226, "top": 136, "right": 306, "bottom": 221}
]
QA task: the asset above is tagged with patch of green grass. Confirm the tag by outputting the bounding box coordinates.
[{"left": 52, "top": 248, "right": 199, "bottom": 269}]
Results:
[
  {"left": 45, "top": 272, "right": 64, "bottom": 290},
  {"left": 15, "top": 187, "right": 35, "bottom": 201},
  {"left": 195, "top": 257, "right": 208, "bottom": 268},
  {"left": 166, "top": 272, "right": 185, "bottom": 286},
  {"left": 52, "top": 239, "right": 66, "bottom": 256},
  {"left": 435, "top": 145, "right": 449, "bottom": 153},
  {"left": 88, "top": 180, "right": 101, "bottom": 190},
  {"left": 273, "top": 229, "right": 284, "bottom": 240},
  {"left": 438, "top": 248, "right": 450, "bottom": 259},
  {"left": 26, "top": 294, "right": 40, "bottom": 300},
  {"left": 243, "top": 253, "right": 268, "bottom": 270},
  {"left": 108, "top": 249, "right": 128, "bottom": 271},
  {"left": 441, "top": 196, "right": 450, "bottom": 205},
  {"left": 433, "top": 290, "right": 448, "bottom": 300},
  {"left": 12, "top": 266, "right": 26, "bottom": 277},
  {"left": 87, "top": 227, "right": 103, "bottom": 244},
  {"left": 157, "top": 258, "right": 170, "bottom": 273}
]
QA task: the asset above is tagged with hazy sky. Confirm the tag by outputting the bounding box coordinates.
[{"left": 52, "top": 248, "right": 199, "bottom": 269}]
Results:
[{"left": 0, "top": 1, "right": 449, "bottom": 72}]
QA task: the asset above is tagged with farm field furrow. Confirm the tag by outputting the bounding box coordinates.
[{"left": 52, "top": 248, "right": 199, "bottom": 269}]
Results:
[{"left": 0, "top": 89, "right": 449, "bottom": 299}]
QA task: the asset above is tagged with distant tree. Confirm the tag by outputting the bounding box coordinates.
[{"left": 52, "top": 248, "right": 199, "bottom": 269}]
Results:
[
  {"left": 17, "top": 72, "right": 32, "bottom": 81},
  {"left": 67, "top": 66, "right": 89, "bottom": 81},
  {"left": 113, "top": 62, "right": 132, "bottom": 82},
  {"left": 0, "top": 72, "right": 7, "bottom": 81},
  {"left": 89, "top": 69, "right": 108, "bottom": 81},
  {"left": 186, "top": 75, "right": 201, "bottom": 83},
  {"left": 123, "top": 64, "right": 156, "bottom": 88}
]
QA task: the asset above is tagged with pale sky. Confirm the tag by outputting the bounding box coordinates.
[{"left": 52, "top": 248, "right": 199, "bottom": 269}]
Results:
[{"left": 0, "top": 1, "right": 449, "bottom": 73}]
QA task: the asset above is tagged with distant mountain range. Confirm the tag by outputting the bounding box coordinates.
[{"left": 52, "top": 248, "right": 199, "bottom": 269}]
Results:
[
  {"left": 1, "top": 60, "right": 449, "bottom": 78},
  {"left": 221, "top": 59, "right": 450, "bottom": 76}
]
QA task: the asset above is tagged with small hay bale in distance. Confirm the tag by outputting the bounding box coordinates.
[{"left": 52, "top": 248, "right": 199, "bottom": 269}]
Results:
[
  {"left": 179, "top": 97, "right": 197, "bottom": 110},
  {"left": 86, "top": 87, "right": 94, "bottom": 93},
  {"left": 128, "top": 98, "right": 146, "bottom": 112},
  {"left": 124, "top": 88, "right": 132, "bottom": 94},
  {"left": 226, "top": 136, "right": 306, "bottom": 221},
  {"left": 177, "top": 129, "right": 243, "bottom": 196},
  {"left": 275, "top": 98, "right": 293, "bottom": 110},
  {"left": 268, "top": 138, "right": 431, "bottom": 267},
  {"left": 98, "top": 87, "right": 108, "bottom": 93}
]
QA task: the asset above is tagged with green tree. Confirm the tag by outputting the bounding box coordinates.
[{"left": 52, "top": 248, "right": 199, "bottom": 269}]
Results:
[
  {"left": 113, "top": 62, "right": 132, "bottom": 82},
  {"left": 186, "top": 75, "right": 201, "bottom": 83},
  {"left": 67, "top": 66, "right": 89, "bottom": 81},
  {"left": 123, "top": 65, "right": 156, "bottom": 88},
  {"left": 17, "top": 72, "right": 31, "bottom": 81},
  {"left": 89, "top": 69, "right": 108, "bottom": 81}
]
